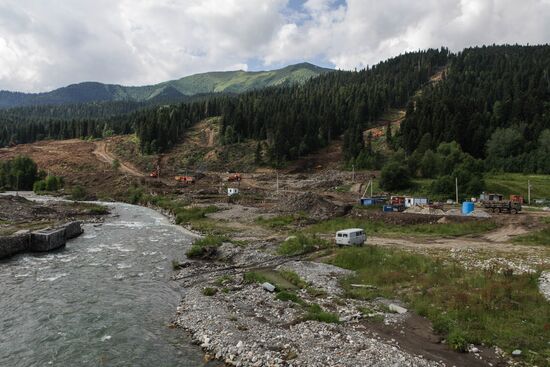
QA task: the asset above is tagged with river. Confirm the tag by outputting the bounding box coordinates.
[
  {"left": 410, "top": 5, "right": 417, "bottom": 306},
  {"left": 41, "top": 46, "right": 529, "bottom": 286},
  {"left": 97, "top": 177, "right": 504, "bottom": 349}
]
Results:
[{"left": 0, "top": 194, "right": 209, "bottom": 367}]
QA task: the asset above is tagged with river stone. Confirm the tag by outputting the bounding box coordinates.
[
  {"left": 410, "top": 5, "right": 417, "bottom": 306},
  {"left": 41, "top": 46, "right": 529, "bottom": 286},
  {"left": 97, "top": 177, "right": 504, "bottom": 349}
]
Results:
[{"left": 512, "top": 349, "right": 522, "bottom": 356}]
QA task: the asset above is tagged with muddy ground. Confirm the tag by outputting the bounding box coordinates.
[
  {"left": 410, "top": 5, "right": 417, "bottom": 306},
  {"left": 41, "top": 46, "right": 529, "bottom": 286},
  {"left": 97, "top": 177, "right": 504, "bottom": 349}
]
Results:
[{"left": 0, "top": 194, "right": 107, "bottom": 235}]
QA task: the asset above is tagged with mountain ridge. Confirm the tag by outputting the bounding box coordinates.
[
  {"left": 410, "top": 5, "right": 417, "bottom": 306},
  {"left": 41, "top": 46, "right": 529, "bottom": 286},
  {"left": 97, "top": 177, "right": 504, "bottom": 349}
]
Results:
[{"left": 0, "top": 62, "right": 333, "bottom": 108}]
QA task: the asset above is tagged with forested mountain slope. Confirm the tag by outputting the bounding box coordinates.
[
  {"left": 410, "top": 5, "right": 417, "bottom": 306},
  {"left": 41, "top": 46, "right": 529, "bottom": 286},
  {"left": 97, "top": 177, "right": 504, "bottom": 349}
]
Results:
[
  {"left": 399, "top": 45, "right": 550, "bottom": 173},
  {"left": 0, "top": 63, "right": 331, "bottom": 108},
  {"left": 2, "top": 45, "right": 549, "bottom": 176}
]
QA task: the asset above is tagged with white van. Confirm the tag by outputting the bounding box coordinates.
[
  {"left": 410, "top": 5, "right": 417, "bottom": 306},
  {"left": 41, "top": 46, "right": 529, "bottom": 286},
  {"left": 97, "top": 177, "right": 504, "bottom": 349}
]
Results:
[{"left": 335, "top": 228, "right": 366, "bottom": 246}]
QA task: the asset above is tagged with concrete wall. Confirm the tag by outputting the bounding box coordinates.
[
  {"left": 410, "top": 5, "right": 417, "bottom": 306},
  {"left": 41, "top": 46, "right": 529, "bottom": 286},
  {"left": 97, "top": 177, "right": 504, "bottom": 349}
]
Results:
[
  {"left": 0, "top": 221, "right": 84, "bottom": 259},
  {"left": 63, "top": 221, "right": 83, "bottom": 239},
  {"left": 0, "top": 231, "right": 31, "bottom": 259},
  {"left": 30, "top": 228, "right": 67, "bottom": 252}
]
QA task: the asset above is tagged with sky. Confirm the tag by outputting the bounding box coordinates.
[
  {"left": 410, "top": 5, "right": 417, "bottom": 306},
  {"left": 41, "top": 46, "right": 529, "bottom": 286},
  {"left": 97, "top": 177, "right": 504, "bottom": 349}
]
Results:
[{"left": 1, "top": 0, "right": 549, "bottom": 92}]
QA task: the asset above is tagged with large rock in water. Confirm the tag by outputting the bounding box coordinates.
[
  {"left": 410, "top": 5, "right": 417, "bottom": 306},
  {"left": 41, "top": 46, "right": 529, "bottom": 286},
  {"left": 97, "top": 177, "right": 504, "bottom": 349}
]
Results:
[{"left": 30, "top": 228, "right": 66, "bottom": 252}]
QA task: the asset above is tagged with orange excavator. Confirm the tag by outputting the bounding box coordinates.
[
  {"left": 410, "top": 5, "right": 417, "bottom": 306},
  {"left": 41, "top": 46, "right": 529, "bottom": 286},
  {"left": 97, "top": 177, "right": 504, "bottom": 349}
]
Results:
[
  {"left": 175, "top": 176, "right": 195, "bottom": 185},
  {"left": 227, "top": 173, "right": 241, "bottom": 182}
]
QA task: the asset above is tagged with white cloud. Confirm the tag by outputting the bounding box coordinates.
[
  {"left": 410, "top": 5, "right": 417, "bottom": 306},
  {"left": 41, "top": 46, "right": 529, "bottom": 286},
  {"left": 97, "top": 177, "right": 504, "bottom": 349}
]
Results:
[{"left": 0, "top": 0, "right": 549, "bottom": 92}]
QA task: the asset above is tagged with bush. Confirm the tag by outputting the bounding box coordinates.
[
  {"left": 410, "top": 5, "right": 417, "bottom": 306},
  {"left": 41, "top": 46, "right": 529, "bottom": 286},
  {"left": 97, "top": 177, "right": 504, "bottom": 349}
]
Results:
[
  {"left": 380, "top": 160, "right": 412, "bottom": 191},
  {"left": 202, "top": 287, "right": 218, "bottom": 296},
  {"left": 277, "top": 234, "right": 330, "bottom": 256},
  {"left": 33, "top": 180, "right": 46, "bottom": 192},
  {"left": 185, "top": 235, "right": 226, "bottom": 259},
  {"left": 70, "top": 185, "right": 87, "bottom": 200},
  {"left": 447, "top": 329, "right": 468, "bottom": 352}
]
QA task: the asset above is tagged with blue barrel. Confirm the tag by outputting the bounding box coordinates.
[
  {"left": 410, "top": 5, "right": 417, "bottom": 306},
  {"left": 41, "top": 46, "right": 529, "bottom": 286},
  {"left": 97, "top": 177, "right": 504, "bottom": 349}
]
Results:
[{"left": 462, "top": 202, "right": 474, "bottom": 215}]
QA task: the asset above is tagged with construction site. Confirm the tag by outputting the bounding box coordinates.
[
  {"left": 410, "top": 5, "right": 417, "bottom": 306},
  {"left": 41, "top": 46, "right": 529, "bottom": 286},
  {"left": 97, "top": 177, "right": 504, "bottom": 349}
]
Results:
[{"left": 1, "top": 121, "right": 549, "bottom": 366}]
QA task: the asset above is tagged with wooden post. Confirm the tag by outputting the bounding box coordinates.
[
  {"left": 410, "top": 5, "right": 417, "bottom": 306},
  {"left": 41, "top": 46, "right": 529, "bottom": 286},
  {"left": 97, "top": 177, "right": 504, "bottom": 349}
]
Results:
[{"left": 528, "top": 180, "right": 531, "bottom": 205}]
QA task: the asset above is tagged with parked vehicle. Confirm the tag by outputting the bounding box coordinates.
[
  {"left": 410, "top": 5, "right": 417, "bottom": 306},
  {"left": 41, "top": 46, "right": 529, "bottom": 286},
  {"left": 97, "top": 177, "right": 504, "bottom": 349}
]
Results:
[
  {"left": 335, "top": 228, "right": 366, "bottom": 246},
  {"left": 390, "top": 196, "right": 406, "bottom": 212},
  {"left": 479, "top": 192, "right": 522, "bottom": 214}
]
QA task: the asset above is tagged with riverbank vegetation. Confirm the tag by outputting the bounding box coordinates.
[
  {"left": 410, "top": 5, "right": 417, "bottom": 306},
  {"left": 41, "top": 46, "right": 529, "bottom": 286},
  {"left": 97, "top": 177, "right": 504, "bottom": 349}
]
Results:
[{"left": 328, "top": 246, "right": 550, "bottom": 364}]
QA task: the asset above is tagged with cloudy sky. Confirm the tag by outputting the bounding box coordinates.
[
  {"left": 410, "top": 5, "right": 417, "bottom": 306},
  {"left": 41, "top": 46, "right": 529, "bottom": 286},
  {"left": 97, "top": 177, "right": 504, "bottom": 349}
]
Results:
[{"left": 1, "top": 0, "right": 549, "bottom": 92}]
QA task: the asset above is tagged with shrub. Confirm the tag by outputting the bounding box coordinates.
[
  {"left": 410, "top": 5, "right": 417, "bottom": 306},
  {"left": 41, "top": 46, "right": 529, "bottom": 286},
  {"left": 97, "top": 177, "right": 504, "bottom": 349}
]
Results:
[
  {"left": 447, "top": 329, "right": 468, "bottom": 352},
  {"left": 185, "top": 235, "right": 226, "bottom": 259},
  {"left": 70, "top": 185, "right": 87, "bottom": 200},
  {"left": 33, "top": 180, "right": 46, "bottom": 192},
  {"left": 202, "top": 287, "right": 218, "bottom": 296}
]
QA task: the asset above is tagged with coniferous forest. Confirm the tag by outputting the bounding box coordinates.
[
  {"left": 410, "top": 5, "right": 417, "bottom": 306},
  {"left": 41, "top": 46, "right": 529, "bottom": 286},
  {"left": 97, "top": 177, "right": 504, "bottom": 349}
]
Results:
[{"left": 1, "top": 45, "right": 549, "bottom": 175}]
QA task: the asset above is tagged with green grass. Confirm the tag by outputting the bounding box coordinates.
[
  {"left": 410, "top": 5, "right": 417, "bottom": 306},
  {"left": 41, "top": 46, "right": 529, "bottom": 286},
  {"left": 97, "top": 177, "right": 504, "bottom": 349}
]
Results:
[
  {"left": 255, "top": 213, "right": 307, "bottom": 229},
  {"left": 513, "top": 227, "right": 550, "bottom": 246},
  {"left": 372, "top": 173, "right": 550, "bottom": 203},
  {"left": 303, "top": 303, "right": 340, "bottom": 323},
  {"left": 486, "top": 173, "right": 550, "bottom": 200},
  {"left": 279, "top": 270, "right": 309, "bottom": 289},
  {"left": 243, "top": 271, "right": 270, "bottom": 285},
  {"left": 328, "top": 246, "right": 550, "bottom": 362},
  {"left": 306, "top": 217, "right": 498, "bottom": 238},
  {"left": 186, "top": 235, "right": 226, "bottom": 258},
  {"left": 276, "top": 291, "right": 305, "bottom": 305},
  {"left": 277, "top": 233, "right": 331, "bottom": 256}
]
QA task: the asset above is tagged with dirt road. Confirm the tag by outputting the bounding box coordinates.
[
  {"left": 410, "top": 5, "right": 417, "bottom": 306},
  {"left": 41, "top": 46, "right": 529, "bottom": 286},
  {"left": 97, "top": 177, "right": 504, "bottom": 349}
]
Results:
[{"left": 93, "top": 141, "right": 144, "bottom": 177}]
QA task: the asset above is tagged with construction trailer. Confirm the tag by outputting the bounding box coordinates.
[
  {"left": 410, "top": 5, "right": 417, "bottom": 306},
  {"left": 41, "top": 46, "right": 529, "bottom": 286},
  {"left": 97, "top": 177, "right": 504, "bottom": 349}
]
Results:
[
  {"left": 404, "top": 197, "right": 429, "bottom": 208},
  {"left": 360, "top": 196, "right": 387, "bottom": 206},
  {"left": 227, "top": 188, "right": 240, "bottom": 196}
]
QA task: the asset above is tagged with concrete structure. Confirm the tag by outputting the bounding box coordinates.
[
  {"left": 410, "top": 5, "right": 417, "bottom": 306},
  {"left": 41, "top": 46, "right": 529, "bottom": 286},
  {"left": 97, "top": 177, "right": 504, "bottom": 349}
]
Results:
[
  {"left": 62, "top": 221, "right": 83, "bottom": 239},
  {"left": 0, "top": 230, "right": 31, "bottom": 259},
  {"left": 30, "top": 227, "right": 67, "bottom": 252},
  {"left": 1, "top": 221, "right": 84, "bottom": 259}
]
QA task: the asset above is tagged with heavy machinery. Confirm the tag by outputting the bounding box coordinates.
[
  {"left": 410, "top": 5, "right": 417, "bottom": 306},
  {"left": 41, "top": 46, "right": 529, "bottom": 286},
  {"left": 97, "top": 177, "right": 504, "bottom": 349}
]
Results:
[
  {"left": 479, "top": 192, "right": 522, "bottom": 214},
  {"left": 227, "top": 173, "right": 241, "bottom": 182},
  {"left": 389, "top": 196, "right": 406, "bottom": 212},
  {"left": 175, "top": 176, "right": 195, "bottom": 185},
  {"left": 149, "top": 168, "right": 159, "bottom": 178}
]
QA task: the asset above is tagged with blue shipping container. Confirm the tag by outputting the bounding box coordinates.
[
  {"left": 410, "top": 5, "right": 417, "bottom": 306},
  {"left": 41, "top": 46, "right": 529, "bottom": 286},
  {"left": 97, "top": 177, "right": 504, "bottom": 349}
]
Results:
[{"left": 383, "top": 205, "right": 394, "bottom": 212}]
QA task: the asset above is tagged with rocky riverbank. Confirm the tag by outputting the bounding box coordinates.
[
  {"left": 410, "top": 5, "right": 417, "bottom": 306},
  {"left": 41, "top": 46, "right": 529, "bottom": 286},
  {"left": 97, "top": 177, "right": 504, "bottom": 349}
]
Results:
[{"left": 172, "top": 241, "right": 500, "bottom": 367}]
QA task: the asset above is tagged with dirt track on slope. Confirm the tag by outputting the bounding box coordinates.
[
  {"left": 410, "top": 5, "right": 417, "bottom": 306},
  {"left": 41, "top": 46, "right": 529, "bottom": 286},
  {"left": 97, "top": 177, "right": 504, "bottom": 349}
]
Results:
[{"left": 93, "top": 141, "right": 144, "bottom": 177}]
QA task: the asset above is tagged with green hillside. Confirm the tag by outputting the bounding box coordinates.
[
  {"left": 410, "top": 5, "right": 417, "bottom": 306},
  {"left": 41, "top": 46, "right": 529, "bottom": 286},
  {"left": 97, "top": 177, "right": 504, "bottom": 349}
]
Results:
[{"left": 0, "top": 63, "right": 332, "bottom": 108}]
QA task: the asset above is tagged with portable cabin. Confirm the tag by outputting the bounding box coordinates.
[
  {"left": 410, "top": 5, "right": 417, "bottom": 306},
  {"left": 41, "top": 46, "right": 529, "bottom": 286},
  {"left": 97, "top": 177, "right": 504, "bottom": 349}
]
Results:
[{"left": 227, "top": 188, "right": 240, "bottom": 196}]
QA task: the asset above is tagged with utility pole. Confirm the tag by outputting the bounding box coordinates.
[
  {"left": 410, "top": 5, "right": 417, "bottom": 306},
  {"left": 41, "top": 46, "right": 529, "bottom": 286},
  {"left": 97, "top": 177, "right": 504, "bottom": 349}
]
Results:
[
  {"left": 528, "top": 180, "right": 532, "bottom": 205},
  {"left": 455, "top": 177, "right": 459, "bottom": 204},
  {"left": 370, "top": 178, "right": 373, "bottom": 197}
]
